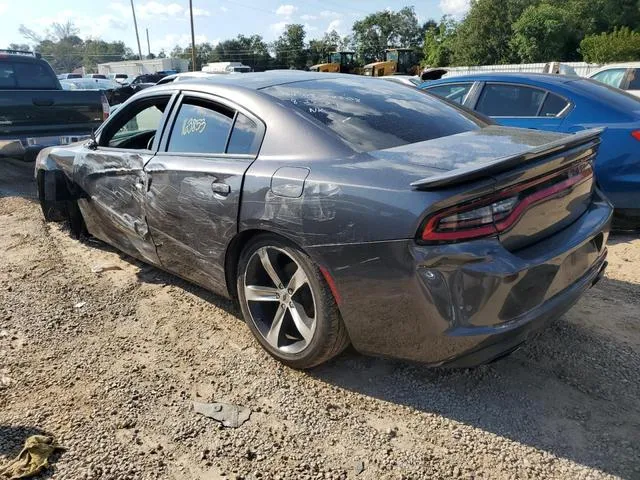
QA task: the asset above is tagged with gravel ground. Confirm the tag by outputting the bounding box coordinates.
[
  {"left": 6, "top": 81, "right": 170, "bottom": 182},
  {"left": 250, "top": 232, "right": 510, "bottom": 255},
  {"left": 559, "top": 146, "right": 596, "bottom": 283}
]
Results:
[{"left": 1, "top": 158, "right": 639, "bottom": 480}]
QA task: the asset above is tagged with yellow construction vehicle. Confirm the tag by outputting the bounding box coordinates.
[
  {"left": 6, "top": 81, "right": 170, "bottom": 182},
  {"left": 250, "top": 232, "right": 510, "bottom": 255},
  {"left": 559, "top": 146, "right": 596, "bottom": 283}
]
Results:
[
  {"left": 310, "top": 51, "right": 357, "bottom": 74},
  {"left": 363, "top": 48, "right": 420, "bottom": 77}
]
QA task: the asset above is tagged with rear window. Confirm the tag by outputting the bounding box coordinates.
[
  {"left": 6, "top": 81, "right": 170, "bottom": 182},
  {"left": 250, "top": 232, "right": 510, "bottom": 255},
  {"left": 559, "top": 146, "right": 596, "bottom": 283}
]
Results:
[
  {"left": 573, "top": 78, "right": 640, "bottom": 115},
  {"left": 0, "top": 61, "right": 58, "bottom": 89},
  {"left": 262, "top": 77, "right": 486, "bottom": 152}
]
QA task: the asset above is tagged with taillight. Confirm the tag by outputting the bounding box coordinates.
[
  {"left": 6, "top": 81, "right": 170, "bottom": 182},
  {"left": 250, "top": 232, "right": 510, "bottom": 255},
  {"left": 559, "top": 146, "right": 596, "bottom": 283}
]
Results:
[
  {"left": 632, "top": 130, "right": 640, "bottom": 141},
  {"left": 419, "top": 162, "right": 593, "bottom": 243},
  {"left": 101, "top": 93, "right": 110, "bottom": 121}
]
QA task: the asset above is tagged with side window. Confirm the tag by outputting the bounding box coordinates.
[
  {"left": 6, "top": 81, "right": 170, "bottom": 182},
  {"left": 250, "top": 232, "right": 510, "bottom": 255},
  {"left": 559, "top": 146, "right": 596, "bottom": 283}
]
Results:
[
  {"left": 167, "top": 98, "right": 233, "bottom": 154},
  {"left": 427, "top": 83, "right": 473, "bottom": 105},
  {"left": 102, "top": 96, "right": 170, "bottom": 149},
  {"left": 0, "top": 63, "right": 16, "bottom": 88},
  {"left": 476, "top": 84, "right": 545, "bottom": 117},
  {"left": 227, "top": 113, "right": 260, "bottom": 155},
  {"left": 627, "top": 69, "right": 640, "bottom": 90},
  {"left": 591, "top": 68, "right": 627, "bottom": 89},
  {"left": 539, "top": 93, "right": 569, "bottom": 117}
]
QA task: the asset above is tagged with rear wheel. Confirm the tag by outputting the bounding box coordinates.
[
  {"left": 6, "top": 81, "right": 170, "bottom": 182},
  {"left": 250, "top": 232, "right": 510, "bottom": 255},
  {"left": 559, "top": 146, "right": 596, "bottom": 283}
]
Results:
[{"left": 236, "top": 234, "right": 349, "bottom": 369}]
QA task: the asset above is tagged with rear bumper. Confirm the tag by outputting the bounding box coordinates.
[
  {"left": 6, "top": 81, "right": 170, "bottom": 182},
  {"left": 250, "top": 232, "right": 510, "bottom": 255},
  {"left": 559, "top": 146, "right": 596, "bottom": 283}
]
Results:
[{"left": 308, "top": 190, "right": 612, "bottom": 366}]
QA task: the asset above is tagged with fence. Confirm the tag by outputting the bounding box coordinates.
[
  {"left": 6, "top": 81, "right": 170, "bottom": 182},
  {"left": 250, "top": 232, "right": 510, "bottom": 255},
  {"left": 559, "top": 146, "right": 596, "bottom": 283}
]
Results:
[{"left": 444, "top": 62, "right": 602, "bottom": 78}]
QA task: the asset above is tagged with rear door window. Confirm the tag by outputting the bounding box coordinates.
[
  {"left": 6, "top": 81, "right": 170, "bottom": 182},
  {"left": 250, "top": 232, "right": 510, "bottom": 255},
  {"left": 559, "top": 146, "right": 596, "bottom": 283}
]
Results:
[
  {"left": 591, "top": 68, "right": 627, "bottom": 89},
  {"left": 539, "top": 93, "right": 569, "bottom": 117},
  {"left": 227, "top": 113, "right": 260, "bottom": 155},
  {"left": 167, "top": 98, "right": 234, "bottom": 154},
  {"left": 426, "top": 83, "right": 474, "bottom": 105},
  {"left": 476, "top": 84, "right": 546, "bottom": 117}
]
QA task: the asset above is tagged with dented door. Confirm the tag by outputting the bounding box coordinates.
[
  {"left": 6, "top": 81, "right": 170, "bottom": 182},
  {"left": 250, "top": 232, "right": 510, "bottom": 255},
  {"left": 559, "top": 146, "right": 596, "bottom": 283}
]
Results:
[
  {"left": 74, "top": 148, "right": 160, "bottom": 265},
  {"left": 143, "top": 93, "right": 263, "bottom": 295}
]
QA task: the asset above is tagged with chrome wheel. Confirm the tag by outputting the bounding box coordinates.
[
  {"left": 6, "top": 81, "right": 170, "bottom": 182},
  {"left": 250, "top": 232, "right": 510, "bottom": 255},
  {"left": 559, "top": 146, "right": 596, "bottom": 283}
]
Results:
[{"left": 243, "top": 246, "right": 317, "bottom": 354}]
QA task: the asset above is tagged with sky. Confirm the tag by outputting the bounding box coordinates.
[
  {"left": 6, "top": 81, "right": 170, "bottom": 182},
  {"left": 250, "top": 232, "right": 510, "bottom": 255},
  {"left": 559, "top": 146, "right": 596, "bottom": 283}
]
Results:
[{"left": 0, "top": 0, "right": 470, "bottom": 54}]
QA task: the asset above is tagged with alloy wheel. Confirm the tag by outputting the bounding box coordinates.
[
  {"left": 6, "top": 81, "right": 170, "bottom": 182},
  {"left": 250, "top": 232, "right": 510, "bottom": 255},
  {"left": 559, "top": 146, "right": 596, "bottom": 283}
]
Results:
[{"left": 243, "top": 246, "right": 317, "bottom": 354}]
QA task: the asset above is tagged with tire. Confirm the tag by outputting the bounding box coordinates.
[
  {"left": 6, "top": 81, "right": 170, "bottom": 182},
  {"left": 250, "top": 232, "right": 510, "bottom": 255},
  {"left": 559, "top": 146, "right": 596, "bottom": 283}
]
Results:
[{"left": 236, "top": 233, "right": 349, "bottom": 369}]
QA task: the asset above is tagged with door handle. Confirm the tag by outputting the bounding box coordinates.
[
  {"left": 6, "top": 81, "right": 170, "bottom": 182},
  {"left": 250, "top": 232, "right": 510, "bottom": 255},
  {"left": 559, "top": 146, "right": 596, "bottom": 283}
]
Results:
[
  {"left": 211, "top": 182, "right": 231, "bottom": 196},
  {"left": 32, "top": 98, "right": 55, "bottom": 107}
]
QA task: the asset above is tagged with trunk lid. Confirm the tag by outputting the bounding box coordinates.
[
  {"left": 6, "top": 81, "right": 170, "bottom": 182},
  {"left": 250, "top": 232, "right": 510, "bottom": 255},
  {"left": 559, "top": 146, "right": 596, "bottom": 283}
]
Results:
[{"left": 368, "top": 126, "right": 602, "bottom": 250}]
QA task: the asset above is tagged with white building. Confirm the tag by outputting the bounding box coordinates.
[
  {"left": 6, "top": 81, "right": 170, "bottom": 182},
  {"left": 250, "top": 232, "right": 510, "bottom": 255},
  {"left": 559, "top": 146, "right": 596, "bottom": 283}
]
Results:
[{"left": 98, "top": 58, "right": 190, "bottom": 76}]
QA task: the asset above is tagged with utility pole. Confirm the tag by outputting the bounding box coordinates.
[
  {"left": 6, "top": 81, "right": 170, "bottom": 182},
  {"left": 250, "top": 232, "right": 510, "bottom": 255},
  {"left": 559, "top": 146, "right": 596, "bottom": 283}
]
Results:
[
  {"left": 189, "top": 0, "right": 197, "bottom": 71},
  {"left": 130, "top": 0, "right": 143, "bottom": 61},
  {"left": 146, "top": 28, "right": 151, "bottom": 58}
]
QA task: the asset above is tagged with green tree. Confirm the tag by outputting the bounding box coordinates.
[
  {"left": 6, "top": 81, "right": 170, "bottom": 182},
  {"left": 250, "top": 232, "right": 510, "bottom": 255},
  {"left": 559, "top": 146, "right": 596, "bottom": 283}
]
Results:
[
  {"left": 307, "top": 30, "right": 343, "bottom": 66},
  {"left": 452, "top": 0, "right": 532, "bottom": 65},
  {"left": 511, "top": 3, "right": 578, "bottom": 62},
  {"left": 422, "top": 16, "right": 457, "bottom": 67},
  {"left": 273, "top": 24, "right": 306, "bottom": 69},
  {"left": 580, "top": 27, "right": 640, "bottom": 63},
  {"left": 212, "top": 35, "right": 272, "bottom": 71},
  {"left": 7, "top": 43, "right": 32, "bottom": 52},
  {"left": 352, "top": 7, "right": 423, "bottom": 63}
]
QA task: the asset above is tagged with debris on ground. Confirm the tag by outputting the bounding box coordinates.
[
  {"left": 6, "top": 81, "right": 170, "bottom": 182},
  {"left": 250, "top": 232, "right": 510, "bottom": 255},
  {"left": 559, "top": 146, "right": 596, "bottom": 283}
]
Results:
[
  {"left": 0, "top": 435, "right": 62, "bottom": 479},
  {"left": 354, "top": 460, "right": 365, "bottom": 475},
  {"left": 90, "top": 265, "right": 122, "bottom": 274},
  {"left": 193, "top": 401, "right": 251, "bottom": 428},
  {"left": 73, "top": 301, "right": 86, "bottom": 309}
]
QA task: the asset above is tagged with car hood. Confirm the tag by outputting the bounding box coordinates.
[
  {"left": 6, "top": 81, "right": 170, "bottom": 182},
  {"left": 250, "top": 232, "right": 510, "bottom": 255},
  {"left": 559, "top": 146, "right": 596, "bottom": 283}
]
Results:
[{"left": 329, "top": 126, "right": 568, "bottom": 190}]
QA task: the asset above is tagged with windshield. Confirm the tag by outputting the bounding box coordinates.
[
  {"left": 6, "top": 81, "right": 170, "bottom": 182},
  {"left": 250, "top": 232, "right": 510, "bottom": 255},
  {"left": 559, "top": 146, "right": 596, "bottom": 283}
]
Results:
[
  {"left": 573, "top": 78, "right": 640, "bottom": 117},
  {"left": 386, "top": 50, "right": 399, "bottom": 62},
  {"left": 263, "top": 77, "right": 486, "bottom": 152},
  {"left": 330, "top": 53, "right": 341, "bottom": 64}
]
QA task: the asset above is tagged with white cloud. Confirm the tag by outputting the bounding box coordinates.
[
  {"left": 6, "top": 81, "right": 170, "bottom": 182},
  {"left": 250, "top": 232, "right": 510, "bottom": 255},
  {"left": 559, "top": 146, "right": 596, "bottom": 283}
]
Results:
[
  {"left": 270, "top": 21, "right": 288, "bottom": 34},
  {"left": 138, "top": 1, "right": 184, "bottom": 18},
  {"left": 326, "top": 19, "right": 341, "bottom": 33},
  {"left": 304, "top": 23, "right": 318, "bottom": 32},
  {"left": 300, "top": 14, "right": 317, "bottom": 21},
  {"left": 34, "top": 10, "right": 127, "bottom": 39},
  {"left": 186, "top": 7, "right": 210, "bottom": 17},
  {"left": 0, "top": 3, "right": 8, "bottom": 15},
  {"left": 276, "top": 4, "right": 297, "bottom": 16},
  {"left": 439, "top": 0, "right": 470, "bottom": 18},
  {"left": 109, "top": 1, "right": 184, "bottom": 20},
  {"left": 220, "top": 6, "right": 229, "bottom": 12},
  {"left": 320, "top": 10, "right": 340, "bottom": 18}
]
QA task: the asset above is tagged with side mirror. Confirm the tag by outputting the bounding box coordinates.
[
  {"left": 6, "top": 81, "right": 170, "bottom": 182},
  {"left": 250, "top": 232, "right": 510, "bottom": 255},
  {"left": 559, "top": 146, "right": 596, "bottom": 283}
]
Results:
[{"left": 87, "top": 138, "right": 98, "bottom": 150}]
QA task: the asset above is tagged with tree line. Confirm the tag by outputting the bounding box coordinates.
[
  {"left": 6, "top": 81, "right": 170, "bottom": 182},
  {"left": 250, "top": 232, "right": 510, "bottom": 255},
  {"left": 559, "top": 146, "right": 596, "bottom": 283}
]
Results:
[
  {"left": 8, "top": 1, "right": 640, "bottom": 74},
  {"left": 424, "top": 0, "right": 640, "bottom": 66}
]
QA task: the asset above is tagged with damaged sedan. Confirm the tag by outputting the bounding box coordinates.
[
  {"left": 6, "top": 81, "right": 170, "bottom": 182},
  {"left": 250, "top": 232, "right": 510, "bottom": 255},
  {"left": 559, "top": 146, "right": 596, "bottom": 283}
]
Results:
[{"left": 35, "top": 72, "right": 611, "bottom": 369}]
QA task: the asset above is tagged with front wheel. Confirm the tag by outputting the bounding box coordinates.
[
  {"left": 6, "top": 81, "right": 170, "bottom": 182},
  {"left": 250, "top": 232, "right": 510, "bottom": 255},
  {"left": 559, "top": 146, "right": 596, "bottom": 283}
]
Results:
[{"left": 236, "top": 234, "right": 349, "bottom": 369}]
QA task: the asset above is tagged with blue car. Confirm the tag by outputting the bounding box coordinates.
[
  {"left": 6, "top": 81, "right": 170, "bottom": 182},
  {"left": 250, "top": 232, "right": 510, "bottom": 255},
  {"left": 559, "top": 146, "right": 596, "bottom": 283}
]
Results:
[{"left": 422, "top": 73, "right": 640, "bottom": 227}]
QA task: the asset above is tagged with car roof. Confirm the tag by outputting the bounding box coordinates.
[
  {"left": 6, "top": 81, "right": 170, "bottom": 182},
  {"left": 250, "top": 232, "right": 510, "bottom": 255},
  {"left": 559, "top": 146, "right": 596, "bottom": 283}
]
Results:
[
  {"left": 427, "top": 72, "right": 579, "bottom": 86},
  {"left": 167, "top": 70, "right": 344, "bottom": 90}
]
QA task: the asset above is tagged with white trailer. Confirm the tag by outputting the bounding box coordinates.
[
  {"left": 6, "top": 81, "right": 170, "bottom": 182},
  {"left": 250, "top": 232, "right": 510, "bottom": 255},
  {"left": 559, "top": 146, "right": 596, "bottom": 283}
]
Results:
[
  {"left": 202, "top": 62, "right": 252, "bottom": 74},
  {"left": 98, "top": 58, "right": 189, "bottom": 77}
]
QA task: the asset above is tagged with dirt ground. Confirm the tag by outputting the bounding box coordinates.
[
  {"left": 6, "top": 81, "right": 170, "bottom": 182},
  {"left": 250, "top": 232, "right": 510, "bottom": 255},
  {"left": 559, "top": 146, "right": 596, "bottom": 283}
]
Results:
[{"left": 0, "top": 158, "right": 639, "bottom": 480}]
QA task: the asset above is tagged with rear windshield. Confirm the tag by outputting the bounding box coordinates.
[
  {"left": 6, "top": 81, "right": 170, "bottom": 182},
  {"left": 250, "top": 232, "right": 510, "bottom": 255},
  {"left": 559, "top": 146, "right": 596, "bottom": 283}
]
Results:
[
  {"left": 262, "top": 77, "right": 486, "bottom": 152},
  {"left": 0, "top": 61, "right": 58, "bottom": 89},
  {"left": 573, "top": 78, "right": 640, "bottom": 114}
]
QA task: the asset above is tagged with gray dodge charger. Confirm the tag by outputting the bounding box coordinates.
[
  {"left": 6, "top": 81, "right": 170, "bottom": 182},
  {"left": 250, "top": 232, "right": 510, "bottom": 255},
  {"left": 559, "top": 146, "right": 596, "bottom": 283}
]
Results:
[{"left": 35, "top": 72, "right": 611, "bottom": 369}]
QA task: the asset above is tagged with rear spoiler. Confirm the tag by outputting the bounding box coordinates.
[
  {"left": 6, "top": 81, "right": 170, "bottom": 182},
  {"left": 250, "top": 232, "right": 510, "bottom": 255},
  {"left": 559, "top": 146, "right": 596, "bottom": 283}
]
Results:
[{"left": 411, "top": 128, "right": 604, "bottom": 190}]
